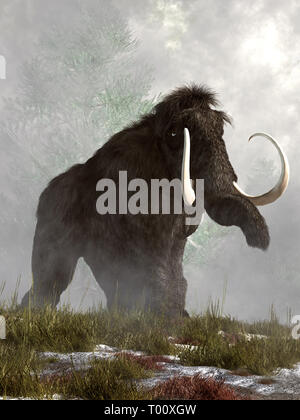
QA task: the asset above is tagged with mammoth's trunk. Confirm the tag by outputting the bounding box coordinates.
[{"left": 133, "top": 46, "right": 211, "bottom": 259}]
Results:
[{"left": 205, "top": 193, "right": 270, "bottom": 250}]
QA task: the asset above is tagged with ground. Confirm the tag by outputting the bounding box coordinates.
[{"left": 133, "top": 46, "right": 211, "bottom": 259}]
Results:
[{"left": 0, "top": 305, "right": 300, "bottom": 400}]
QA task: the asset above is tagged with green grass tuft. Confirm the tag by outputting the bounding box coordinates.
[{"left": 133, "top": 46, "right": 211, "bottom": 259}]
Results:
[
  {"left": 176, "top": 306, "right": 300, "bottom": 376},
  {"left": 54, "top": 358, "right": 151, "bottom": 400},
  {"left": 1, "top": 306, "right": 172, "bottom": 354}
]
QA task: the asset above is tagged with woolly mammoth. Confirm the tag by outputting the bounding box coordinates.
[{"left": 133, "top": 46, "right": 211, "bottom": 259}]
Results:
[{"left": 21, "top": 85, "right": 289, "bottom": 316}]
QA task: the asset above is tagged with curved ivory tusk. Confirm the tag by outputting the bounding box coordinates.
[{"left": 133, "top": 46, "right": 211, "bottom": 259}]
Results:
[
  {"left": 233, "top": 133, "right": 290, "bottom": 206},
  {"left": 182, "top": 128, "right": 196, "bottom": 206}
]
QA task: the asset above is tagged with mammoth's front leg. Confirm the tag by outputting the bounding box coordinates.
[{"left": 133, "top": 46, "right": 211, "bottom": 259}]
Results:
[
  {"left": 146, "top": 240, "right": 188, "bottom": 317},
  {"left": 146, "top": 272, "right": 188, "bottom": 317}
]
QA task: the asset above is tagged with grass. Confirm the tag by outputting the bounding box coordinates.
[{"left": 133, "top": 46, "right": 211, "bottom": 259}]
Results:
[
  {"left": 0, "top": 302, "right": 300, "bottom": 399},
  {"left": 0, "top": 343, "right": 45, "bottom": 399},
  {"left": 1, "top": 305, "right": 172, "bottom": 354},
  {"left": 41, "top": 358, "right": 151, "bottom": 400},
  {"left": 0, "top": 340, "right": 151, "bottom": 399},
  {"left": 174, "top": 304, "right": 300, "bottom": 376},
  {"left": 178, "top": 335, "right": 300, "bottom": 376}
]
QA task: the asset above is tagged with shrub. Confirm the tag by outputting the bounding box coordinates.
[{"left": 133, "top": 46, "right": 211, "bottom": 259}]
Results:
[{"left": 151, "top": 375, "right": 248, "bottom": 400}]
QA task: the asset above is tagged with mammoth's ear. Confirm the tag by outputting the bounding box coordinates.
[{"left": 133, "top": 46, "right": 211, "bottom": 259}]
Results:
[
  {"left": 164, "top": 127, "right": 184, "bottom": 152},
  {"left": 154, "top": 103, "right": 183, "bottom": 153},
  {"left": 154, "top": 101, "right": 179, "bottom": 138}
]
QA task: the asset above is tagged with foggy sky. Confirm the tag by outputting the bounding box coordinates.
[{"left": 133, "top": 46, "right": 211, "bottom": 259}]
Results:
[{"left": 0, "top": 0, "right": 299, "bottom": 321}]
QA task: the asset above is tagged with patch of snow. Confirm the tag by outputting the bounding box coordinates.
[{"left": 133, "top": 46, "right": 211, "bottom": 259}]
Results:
[
  {"left": 0, "top": 397, "right": 34, "bottom": 401},
  {"left": 218, "top": 330, "right": 268, "bottom": 342},
  {"left": 0, "top": 394, "right": 64, "bottom": 401},
  {"left": 39, "top": 345, "right": 148, "bottom": 377},
  {"left": 173, "top": 343, "right": 199, "bottom": 351},
  {"left": 243, "top": 333, "right": 268, "bottom": 342},
  {"left": 40, "top": 345, "right": 300, "bottom": 397},
  {"left": 3, "top": 344, "right": 300, "bottom": 399},
  {"left": 140, "top": 361, "right": 300, "bottom": 396},
  {"left": 94, "top": 344, "right": 118, "bottom": 352}
]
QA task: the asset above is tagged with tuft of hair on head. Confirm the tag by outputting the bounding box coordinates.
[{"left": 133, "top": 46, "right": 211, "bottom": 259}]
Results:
[
  {"left": 162, "top": 83, "right": 220, "bottom": 111},
  {"left": 152, "top": 83, "right": 232, "bottom": 135}
]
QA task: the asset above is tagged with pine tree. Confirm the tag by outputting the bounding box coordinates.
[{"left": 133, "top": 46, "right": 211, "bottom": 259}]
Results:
[{"left": 0, "top": 0, "right": 156, "bottom": 304}]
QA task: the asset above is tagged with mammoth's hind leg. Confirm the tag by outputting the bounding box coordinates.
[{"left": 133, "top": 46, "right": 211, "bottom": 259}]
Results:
[
  {"left": 83, "top": 255, "right": 118, "bottom": 310},
  {"left": 21, "top": 224, "right": 79, "bottom": 309},
  {"left": 84, "top": 254, "right": 148, "bottom": 312}
]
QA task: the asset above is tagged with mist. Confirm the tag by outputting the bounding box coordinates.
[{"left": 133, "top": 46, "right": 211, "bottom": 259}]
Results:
[{"left": 0, "top": 0, "right": 299, "bottom": 322}]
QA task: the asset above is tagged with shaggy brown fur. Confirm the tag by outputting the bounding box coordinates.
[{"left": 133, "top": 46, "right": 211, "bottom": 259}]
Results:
[{"left": 21, "top": 84, "right": 269, "bottom": 315}]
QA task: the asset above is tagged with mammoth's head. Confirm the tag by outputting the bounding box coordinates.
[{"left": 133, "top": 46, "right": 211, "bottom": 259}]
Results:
[{"left": 154, "top": 84, "right": 289, "bottom": 250}]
